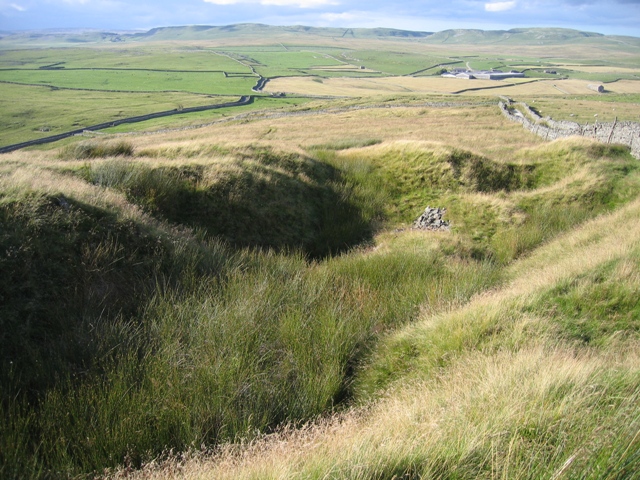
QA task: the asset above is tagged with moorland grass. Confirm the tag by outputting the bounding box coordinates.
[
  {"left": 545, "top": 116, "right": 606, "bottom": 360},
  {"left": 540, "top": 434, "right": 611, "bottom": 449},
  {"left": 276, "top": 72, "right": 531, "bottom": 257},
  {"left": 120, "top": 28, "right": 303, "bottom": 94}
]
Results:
[
  {"left": 328, "top": 138, "right": 638, "bottom": 263},
  {"left": 72, "top": 145, "right": 380, "bottom": 257},
  {"left": 157, "top": 192, "right": 640, "bottom": 480},
  {"left": 1, "top": 30, "right": 639, "bottom": 478},
  {"left": 1, "top": 128, "right": 639, "bottom": 478},
  {"left": 60, "top": 140, "right": 135, "bottom": 159},
  {"left": 0, "top": 153, "right": 496, "bottom": 476}
]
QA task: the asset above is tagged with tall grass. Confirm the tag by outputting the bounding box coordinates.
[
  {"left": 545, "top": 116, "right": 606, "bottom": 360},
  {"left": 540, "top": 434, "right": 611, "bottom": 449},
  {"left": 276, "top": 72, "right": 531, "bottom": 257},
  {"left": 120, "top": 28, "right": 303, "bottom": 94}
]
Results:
[
  {"left": 134, "top": 199, "right": 640, "bottom": 480},
  {"left": 2, "top": 137, "right": 639, "bottom": 478},
  {"left": 60, "top": 141, "right": 135, "bottom": 159},
  {"left": 2, "top": 238, "right": 499, "bottom": 476},
  {"left": 74, "top": 146, "right": 382, "bottom": 258}
]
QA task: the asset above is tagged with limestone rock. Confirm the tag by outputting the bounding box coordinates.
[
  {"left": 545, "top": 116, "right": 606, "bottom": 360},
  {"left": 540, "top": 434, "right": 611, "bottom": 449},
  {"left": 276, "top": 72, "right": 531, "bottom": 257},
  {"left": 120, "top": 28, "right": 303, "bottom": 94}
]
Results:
[{"left": 413, "top": 206, "right": 450, "bottom": 231}]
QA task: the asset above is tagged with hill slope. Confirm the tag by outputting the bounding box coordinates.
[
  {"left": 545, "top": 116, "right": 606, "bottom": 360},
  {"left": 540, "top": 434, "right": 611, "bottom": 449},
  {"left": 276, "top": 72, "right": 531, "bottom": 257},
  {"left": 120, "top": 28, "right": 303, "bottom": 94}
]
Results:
[
  {"left": 1, "top": 24, "right": 638, "bottom": 46},
  {"left": 1, "top": 99, "right": 639, "bottom": 478}
]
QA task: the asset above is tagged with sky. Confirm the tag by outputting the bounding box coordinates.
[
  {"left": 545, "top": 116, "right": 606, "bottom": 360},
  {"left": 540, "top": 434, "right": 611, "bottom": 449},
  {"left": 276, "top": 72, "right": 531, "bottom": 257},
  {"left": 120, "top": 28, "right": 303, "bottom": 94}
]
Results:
[{"left": 1, "top": 0, "right": 639, "bottom": 37}]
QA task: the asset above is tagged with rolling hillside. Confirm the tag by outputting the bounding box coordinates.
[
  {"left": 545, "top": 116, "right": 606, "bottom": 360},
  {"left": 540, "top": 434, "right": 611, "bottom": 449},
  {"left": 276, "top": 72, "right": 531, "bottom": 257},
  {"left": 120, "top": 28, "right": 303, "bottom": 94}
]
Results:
[
  {"left": 2, "top": 24, "right": 638, "bottom": 46},
  {"left": 1, "top": 95, "right": 639, "bottom": 478}
]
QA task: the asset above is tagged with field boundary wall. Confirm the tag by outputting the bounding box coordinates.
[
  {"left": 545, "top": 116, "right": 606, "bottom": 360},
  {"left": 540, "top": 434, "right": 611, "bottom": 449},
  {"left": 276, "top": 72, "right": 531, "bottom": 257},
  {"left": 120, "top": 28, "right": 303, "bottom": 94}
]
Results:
[
  {"left": 499, "top": 99, "right": 640, "bottom": 160},
  {"left": 0, "top": 96, "right": 252, "bottom": 154}
]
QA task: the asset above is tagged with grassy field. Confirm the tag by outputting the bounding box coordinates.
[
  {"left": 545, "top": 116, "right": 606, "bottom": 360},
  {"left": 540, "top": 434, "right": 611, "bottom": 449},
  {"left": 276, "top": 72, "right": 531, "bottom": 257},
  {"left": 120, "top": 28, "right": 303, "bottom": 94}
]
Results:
[
  {"left": 0, "top": 82, "right": 246, "bottom": 145},
  {"left": 0, "top": 47, "right": 253, "bottom": 71},
  {"left": 0, "top": 69, "right": 255, "bottom": 94},
  {"left": 1, "top": 25, "right": 640, "bottom": 479},
  {"left": 265, "top": 76, "right": 640, "bottom": 99},
  {"left": 520, "top": 94, "right": 640, "bottom": 123}
]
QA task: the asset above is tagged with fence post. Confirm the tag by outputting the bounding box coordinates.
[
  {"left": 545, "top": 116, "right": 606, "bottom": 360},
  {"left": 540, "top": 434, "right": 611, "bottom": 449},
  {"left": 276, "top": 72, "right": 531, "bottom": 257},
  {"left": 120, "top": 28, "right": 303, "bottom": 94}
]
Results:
[{"left": 607, "top": 117, "right": 618, "bottom": 144}]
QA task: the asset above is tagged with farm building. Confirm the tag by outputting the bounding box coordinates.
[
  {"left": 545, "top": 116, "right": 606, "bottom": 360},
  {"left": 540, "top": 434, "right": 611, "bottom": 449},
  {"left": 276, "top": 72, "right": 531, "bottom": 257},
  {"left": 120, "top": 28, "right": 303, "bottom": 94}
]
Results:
[{"left": 442, "top": 69, "right": 525, "bottom": 80}]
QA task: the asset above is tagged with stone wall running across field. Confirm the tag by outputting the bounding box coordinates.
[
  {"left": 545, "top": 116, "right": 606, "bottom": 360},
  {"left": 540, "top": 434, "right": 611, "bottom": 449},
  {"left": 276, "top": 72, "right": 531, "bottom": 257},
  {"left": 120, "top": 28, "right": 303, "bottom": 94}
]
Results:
[
  {"left": 499, "top": 99, "right": 640, "bottom": 160},
  {"left": 0, "top": 96, "right": 253, "bottom": 154}
]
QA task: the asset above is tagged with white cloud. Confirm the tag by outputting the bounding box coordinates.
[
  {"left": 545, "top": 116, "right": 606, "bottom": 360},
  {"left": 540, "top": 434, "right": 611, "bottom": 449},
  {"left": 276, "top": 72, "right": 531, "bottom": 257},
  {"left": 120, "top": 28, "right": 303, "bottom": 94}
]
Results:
[
  {"left": 10, "top": 3, "right": 26, "bottom": 11},
  {"left": 262, "top": 0, "right": 338, "bottom": 7},
  {"left": 485, "top": 1, "right": 516, "bottom": 12},
  {"left": 203, "top": 0, "right": 338, "bottom": 8},
  {"left": 320, "top": 11, "right": 356, "bottom": 22}
]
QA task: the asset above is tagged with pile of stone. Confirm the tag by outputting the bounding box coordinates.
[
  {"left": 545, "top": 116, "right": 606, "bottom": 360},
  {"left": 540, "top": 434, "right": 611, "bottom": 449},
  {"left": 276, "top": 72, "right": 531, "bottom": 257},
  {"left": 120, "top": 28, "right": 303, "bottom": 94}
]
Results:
[{"left": 413, "top": 206, "right": 450, "bottom": 231}]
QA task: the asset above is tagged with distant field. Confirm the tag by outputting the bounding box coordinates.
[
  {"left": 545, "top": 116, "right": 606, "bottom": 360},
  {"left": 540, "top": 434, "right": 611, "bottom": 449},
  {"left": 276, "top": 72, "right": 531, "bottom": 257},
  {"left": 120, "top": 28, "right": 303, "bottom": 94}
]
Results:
[
  {"left": 235, "top": 50, "right": 344, "bottom": 77},
  {"left": 1, "top": 26, "right": 639, "bottom": 147},
  {"left": 0, "top": 69, "right": 255, "bottom": 94},
  {"left": 339, "top": 50, "right": 456, "bottom": 75},
  {"left": 521, "top": 65, "right": 640, "bottom": 74},
  {"left": 0, "top": 82, "right": 253, "bottom": 145},
  {"left": 264, "top": 76, "right": 640, "bottom": 99},
  {"left": 0, "top": 47, "right": 253, "bottom": 72},
  {"left": 556, "top": 62, "right": 640, "bottom": 70}
]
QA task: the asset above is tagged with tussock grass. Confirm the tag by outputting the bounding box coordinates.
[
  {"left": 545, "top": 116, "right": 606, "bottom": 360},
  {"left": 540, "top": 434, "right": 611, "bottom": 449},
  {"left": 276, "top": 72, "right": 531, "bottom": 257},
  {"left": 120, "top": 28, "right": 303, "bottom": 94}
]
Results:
[
  {"left": 126, "top": 198, "right": 640, "bottom": 480},
  {"left": 59, "top": 140, "right": 135, "bottom": 159},
  {"left": 2, "top": 110, "right": 640, "bottom": 478},
  {"left": 308, "top": 138, "right": 382, "bottom": 151}
]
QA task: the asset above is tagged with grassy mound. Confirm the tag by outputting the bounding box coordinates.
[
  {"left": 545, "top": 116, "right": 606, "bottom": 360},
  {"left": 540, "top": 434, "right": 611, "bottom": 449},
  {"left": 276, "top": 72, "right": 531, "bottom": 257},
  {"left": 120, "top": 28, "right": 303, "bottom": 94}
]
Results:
[
  {"left": 328, "top": 139, "right": 637, "bottom": 262},
  {"left": 73, "top": 146, "right": 380, "bottom": 258}
]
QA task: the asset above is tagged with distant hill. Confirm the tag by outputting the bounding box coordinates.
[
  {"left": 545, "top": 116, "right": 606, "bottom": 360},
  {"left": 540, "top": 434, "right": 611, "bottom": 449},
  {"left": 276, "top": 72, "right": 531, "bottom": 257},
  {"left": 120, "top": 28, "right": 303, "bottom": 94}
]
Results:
[
  {"left": 128, "top": 23, "right": 433, "bottom": 41},
  {"left": 1, "top": 24, "right": 638, "bottom": 46},
  {"left": 421, "top": 27, "right": 640, "bottom": 47}
]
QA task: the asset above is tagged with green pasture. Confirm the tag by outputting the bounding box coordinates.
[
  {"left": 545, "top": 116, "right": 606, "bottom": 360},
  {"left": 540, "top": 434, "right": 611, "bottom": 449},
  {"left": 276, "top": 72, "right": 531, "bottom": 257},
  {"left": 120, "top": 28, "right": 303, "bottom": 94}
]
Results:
[
  {"left": 234, "top": 50, "right": 345, "bottom": 77},
  {"left": 340, "top": 50, "right": 455, "bottom": 75},
  {"left": 99, "top": 96, "right": 313, "bottom": 135},
  {"left": 517, "top": 94, "right": 640, "bottom": 123},
  {"left": 1, "top": 29, "right": 639, "bottom": 148},
  {"left": 0, "top": 47, "right": 253, "bottom": 72},
  {"left": 0, "top": 69, "right": 255, "bottom": 94},
  {"left": 0, "top": 82, "right": 241, "bottom": 145}
]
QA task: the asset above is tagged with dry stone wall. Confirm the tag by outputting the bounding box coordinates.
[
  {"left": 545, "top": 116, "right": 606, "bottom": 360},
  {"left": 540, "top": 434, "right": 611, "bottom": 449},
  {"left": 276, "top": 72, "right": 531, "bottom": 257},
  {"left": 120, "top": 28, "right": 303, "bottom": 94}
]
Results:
[{"left": 499, "top": 100, "right": 640, "bottom": 160}]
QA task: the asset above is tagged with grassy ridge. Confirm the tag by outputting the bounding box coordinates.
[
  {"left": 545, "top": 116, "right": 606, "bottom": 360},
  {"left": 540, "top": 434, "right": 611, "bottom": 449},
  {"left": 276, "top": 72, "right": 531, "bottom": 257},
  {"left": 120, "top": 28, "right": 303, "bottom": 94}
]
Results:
[{"left": 1, "top": 131, "right": 639, "bottom": 478}]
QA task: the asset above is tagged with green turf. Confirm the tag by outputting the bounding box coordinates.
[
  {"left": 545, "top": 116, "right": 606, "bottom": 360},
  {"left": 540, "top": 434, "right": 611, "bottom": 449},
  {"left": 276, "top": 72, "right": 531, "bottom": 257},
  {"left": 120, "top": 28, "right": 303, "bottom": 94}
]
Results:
[
  {"left": 0, "top": 47, "right": 253, "bottom": 72},
  {"left": 0, "top": 69, "right": 255, "bottom": 94}
]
